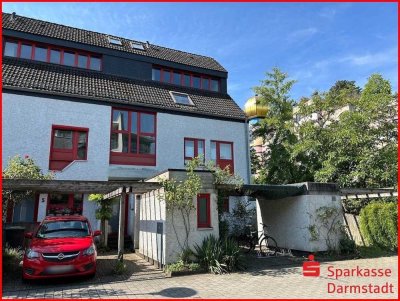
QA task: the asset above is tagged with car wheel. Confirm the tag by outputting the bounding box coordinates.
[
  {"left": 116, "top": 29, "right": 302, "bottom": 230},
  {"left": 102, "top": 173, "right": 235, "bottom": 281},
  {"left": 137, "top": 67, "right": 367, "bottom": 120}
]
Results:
[
  {"left": 87, "top": 272, "right": 96, "bottom": 280},
  {"left": 21, "top": 274, "right": 30, "bottom": 284}
]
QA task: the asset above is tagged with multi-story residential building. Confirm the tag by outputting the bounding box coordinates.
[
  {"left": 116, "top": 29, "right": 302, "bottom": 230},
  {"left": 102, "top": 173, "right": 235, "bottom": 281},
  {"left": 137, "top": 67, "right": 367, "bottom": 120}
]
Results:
[{"left": 2, "top": 13, "right": 250, "bottom": 242}]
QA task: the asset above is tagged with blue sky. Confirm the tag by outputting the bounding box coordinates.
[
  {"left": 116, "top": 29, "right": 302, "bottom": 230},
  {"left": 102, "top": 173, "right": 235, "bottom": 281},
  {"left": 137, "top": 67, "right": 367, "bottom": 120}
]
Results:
[{"left": 3, "top": 2, "right": 398, "bottom": 108}]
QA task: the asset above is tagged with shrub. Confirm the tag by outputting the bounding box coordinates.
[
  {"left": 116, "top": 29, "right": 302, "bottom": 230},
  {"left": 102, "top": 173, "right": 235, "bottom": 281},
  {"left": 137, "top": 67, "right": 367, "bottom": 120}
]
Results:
[
  {"left": 165, "top": 260, "right": 203, "bottom": 273},
  {"left": 3, "top": 244, "right": 23, "bottom": 274},
  {"left": 193, "top": 235, "right": 224, "bottom": 274},
  {"left": 221, "top": 236, "right": 245, "bottom": 271},
  {"left": 193, "top": 235, "right": 245, "bottom": 274},
  {"left": 113, "top": 260, "right": 127, "bottom": 275},
  {"left": 359, "top": 201, "right": 397, "bottom": 251},
  {"left": 339, "top": 236, "right": 357, "bottom": 255},
  {"left": 179, "top": 247, "right": 194, "bottom": 264}
]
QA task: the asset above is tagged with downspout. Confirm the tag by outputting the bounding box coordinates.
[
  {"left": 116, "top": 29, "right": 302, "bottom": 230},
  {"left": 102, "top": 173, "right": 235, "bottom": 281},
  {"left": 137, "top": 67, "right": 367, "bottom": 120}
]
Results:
[{"left": 244, "top": 117, "right": 251, "bottom": 184}]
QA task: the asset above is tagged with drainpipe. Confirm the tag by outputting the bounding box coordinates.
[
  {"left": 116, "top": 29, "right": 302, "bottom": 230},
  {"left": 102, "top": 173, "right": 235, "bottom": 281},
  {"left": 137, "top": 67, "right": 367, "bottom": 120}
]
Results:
[{"left": 244, "top": 117, "right": 251, "bottom": 184}]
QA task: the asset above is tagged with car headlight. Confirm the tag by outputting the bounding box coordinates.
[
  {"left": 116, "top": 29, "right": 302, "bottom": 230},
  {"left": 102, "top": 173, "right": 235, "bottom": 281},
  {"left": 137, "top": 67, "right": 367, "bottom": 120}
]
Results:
[
  {"left": 83, "top": 245, "right": 95, "bottom": 256},
  {"left": 26, "top": 249, "right": 40, "bottom": 259}
]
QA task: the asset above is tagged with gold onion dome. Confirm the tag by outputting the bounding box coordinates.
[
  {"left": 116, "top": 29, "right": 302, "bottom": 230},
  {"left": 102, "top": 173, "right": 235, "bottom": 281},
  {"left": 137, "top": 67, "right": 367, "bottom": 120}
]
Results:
[
  {"left": 244, "top": 95, "right": 268, "bottom": 119},
  {"left": 251, "top": 136, "right": 264, "bottom": 147}
]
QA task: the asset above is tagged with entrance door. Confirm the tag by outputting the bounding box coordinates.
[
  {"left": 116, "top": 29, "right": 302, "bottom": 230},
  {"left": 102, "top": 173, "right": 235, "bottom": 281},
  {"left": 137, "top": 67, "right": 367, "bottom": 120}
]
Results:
[{"left": 108, "top": 195, "right": 129, "bottom": 234}]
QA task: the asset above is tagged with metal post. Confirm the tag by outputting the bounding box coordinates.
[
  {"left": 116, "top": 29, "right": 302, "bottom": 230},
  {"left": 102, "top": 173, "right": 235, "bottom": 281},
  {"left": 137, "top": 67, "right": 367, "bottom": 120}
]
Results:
[
  {"left": 118, "top": 188, "right": 126, "bottom": 262},
  {"left": 134, "top": 194, "right": 141, "bottom": 250}
]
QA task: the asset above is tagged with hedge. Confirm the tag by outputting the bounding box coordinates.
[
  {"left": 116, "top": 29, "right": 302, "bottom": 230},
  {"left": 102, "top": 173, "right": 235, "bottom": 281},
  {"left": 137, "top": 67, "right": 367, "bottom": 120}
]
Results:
[{"left": 359, "top": 201, "right": 397, "bottom": 251}]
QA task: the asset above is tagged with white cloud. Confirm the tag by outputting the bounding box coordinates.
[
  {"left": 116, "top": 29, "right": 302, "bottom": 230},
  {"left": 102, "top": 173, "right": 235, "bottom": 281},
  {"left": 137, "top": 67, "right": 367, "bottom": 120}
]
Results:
[
  {"left": 341, "top": 48, "right": 398, "bottom": 66},
  {"left": 287, "top": 27, "right": 318, "bottom": 42}
]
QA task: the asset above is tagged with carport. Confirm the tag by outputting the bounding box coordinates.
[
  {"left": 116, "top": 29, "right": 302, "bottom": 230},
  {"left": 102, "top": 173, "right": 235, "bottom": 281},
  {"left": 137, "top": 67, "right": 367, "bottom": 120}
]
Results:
[
  {"left": 218, "top": 182, "right": 342, "bottom": 252},
  {"left": 2, "top": 179, "right": 161, "bottom": 261}
]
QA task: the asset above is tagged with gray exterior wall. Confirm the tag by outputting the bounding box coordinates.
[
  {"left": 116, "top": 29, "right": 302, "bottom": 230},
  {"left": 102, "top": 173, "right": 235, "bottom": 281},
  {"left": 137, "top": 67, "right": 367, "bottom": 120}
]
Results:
[
  {"left": 110, "top": 111, "right": 250, "bottom": 184},
  {"left": 3, "top": 92, "right": 249, "bottom": 182},
  {"left": 2, "top": 93, "right": 111, "bottom": 180}
]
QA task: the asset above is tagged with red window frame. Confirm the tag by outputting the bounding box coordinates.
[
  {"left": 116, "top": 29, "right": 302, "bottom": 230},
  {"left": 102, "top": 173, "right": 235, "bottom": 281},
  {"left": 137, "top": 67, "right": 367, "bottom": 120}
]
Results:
[
  {"left": 152, "top": 65, "right": 220, "bottom": 92},
  {"left": 46, "top": 193, "right": 84, "bottom": 215},
  {"left": 49, "top": 125, "right": 89, "bottom": 171},
  {"left": 110, "top": 107, "right": 157, "bottom": 166},
  {"left": 197, "top": 194, "right": 211, "bottom": 228},
  {"left": 211, "top": 140, "right": 234, "bottom": 173},
  {"left": 3, "top": 37, "right": 103, "bottom": 71},
  {"left": 184, "top": 137, "right": 205, "bottom": 164}
]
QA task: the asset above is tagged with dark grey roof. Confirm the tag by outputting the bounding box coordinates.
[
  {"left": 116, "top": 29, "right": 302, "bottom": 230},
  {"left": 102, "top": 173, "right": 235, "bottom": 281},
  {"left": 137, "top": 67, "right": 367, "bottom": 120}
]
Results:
[
  {"left": 2, "top": 57, "right": 245, "bottom": 121},
  {"left": 2, "top": 12, "right": 227, "bottom": 73}
]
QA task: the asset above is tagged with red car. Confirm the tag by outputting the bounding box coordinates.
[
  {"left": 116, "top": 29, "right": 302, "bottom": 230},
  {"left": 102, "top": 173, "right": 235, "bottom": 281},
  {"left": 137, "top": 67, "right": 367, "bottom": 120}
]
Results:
[{"left": 22, "top": 215, "right": 101, "bottom": 280}]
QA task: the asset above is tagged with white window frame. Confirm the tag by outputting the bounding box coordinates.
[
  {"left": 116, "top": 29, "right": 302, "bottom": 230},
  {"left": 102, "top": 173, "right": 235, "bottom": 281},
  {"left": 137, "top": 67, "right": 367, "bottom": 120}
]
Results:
[
  {"left": 169, "top": 91, "right": 194, "bottom": 106},
  {"left": 108, "top": 37, "right": 122, "bottom": 45}
]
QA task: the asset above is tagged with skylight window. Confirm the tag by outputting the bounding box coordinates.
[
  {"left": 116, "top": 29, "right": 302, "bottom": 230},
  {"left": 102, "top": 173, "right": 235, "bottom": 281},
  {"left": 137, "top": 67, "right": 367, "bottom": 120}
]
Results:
[
  {"left": 108, "top": 37, "right": 122, "bottom": 46},
  {"left": 170, "top": 92, "right": 194, "bottom": 106},
  {"left": 131, "top": 41, "right": 145, "bottom": 50}
]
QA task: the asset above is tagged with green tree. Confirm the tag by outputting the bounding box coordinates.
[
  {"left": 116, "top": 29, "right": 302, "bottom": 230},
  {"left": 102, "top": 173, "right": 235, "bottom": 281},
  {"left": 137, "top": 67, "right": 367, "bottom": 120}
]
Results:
[
  {"left": 293, "top": 81, "right": 362, "bottom": 182},
  {"left": 159, "top": 156, "right": 243, "bottom": 254},
  {"left": 2, "top": 155, "right": 54, "bottom": 222},
  {"left": 252, "top": 67, "right": 298, "bottom": 184},
  {"left": 88, "top": 194, "right": 113, "bottom": 246},
  {"left": 314, "top": 75, "right": 397, "bottom": 188},
  {"left": 159, "top": 157, "right": 203, "bottom": 252}
]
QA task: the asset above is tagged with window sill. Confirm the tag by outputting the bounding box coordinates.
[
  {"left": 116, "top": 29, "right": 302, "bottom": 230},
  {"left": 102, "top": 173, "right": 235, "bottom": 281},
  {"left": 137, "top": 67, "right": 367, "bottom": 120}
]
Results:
[{"left": 197, "top": 227, "right": 213, "bottom": 231}]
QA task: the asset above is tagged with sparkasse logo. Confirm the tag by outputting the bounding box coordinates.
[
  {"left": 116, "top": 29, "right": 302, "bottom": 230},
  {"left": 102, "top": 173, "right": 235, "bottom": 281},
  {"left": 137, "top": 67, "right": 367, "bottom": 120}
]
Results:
[{"left": 302, "top": 254, "right": 320, "bottom": 277}]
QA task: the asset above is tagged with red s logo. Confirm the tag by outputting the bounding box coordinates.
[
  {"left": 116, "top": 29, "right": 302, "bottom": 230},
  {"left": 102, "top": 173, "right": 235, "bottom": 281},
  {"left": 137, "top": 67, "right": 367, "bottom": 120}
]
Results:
[{"left": 302, "top": 254, "right": 320, "bottom": 277}]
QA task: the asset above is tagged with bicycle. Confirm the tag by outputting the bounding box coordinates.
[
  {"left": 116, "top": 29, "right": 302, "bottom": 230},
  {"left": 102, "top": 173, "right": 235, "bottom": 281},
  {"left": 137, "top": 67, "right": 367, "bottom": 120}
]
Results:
[{"left": 244, "top": 223, "right": 278, "bottom": 256}]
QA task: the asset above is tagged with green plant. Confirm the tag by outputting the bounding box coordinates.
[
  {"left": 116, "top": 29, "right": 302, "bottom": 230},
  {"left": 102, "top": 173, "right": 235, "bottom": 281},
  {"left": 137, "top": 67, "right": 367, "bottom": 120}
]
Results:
[
  {"left": 187, "top": 262, "right": 202, "bottom": 271},
  {"left": 359, "top": 201, "right": 397, "bottom": 251},
  {"left": 113, "top": 260, "right": 127, "bottom": 275},
  {"left": 159, "top": 157, "right": 202, "bottom": 252},
  {"left": 339, "top": 236, "right": 357, "bottom": 255},
  {"left": 179, "top": 247, "right": 194, "bottom": 264},
  {"left": 165, "top": 260, "right": 203, "bottom": 273},
  {"left": 166, "top": 260, "right": 186, "bottom": 273},
  {"left": 308, "top": 224, "right": 319, "bottom": 241},
  {"left": 221, "top": 236, "right": 245, "bottom": 272},
  {"left": 193, "top": 235, "right": 244, "bottom": 274},
  {"left": 2, "top": 155, "right": 54, "bottom": 222},
  {"left": 193, "top": 235, "right": 224, "bottom": 274},
  {"left": 88, "top": 194, "right": 114, "bottom": 246},
  {"left": 3, "top": 244, "right": 23, "bottom": 274}
]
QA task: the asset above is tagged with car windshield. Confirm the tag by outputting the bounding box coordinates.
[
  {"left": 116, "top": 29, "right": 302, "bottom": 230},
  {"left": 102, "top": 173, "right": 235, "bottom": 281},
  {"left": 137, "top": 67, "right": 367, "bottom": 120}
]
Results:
[{"left": 36, "top": 220, "right": 90, "bottom": 239}]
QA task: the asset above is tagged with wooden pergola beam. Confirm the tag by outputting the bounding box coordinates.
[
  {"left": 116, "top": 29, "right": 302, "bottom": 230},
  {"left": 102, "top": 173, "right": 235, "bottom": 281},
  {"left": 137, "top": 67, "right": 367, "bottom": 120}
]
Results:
[
  {"left": 2, "top": 179, "right": 161, "bottom": 194},
  {"left": 341, "top": 192, "right": 397, "bottom": 200},
  {"left": 340, "top": 187, "right": 397, "bottom": 195}
]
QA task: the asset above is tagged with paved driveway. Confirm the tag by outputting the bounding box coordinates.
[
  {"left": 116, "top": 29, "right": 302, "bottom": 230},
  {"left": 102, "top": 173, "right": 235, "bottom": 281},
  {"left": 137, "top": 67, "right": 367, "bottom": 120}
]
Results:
[{"left": 3, "top": 253, "right": 397, "bottom": 299}]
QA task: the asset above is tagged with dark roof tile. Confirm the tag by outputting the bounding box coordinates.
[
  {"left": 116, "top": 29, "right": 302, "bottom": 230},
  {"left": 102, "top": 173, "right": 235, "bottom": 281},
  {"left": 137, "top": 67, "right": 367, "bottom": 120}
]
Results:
[
  {"left": 2, "top": 12, "right": 227, "bottom": 72},
  {"left": 2, "top": 57, "right": 245, "bottom": 121}
]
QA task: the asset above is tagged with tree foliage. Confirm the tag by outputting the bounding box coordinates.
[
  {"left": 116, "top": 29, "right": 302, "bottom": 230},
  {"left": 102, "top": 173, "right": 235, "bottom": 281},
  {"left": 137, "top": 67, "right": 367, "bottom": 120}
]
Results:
[
  {"left": 252, "top": 69, "right": 397, "bottom": 190},
  {"left": 159, "top": 156, "right": 244, "bottom": 253},
  {"left": 159, "top": 157, "right": 203, "bottom": 251},
  {"left": 252, "top": 67, "right": 299, "bottom": 184},
  {"left": 2, "top": 155, "right": 54, "bottom": 222},
  {"left": 88, "top": 194, "right": 114, "bottom": 246}
]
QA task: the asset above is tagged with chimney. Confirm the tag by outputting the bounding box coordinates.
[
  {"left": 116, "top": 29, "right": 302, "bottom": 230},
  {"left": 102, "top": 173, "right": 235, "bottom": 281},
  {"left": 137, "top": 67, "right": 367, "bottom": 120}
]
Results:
[
  {"left": 10, "top": 12, "right": 16, "bottom": 22},
  {"left": 146, "top": 41, "right": 150, "bottom": 49}
]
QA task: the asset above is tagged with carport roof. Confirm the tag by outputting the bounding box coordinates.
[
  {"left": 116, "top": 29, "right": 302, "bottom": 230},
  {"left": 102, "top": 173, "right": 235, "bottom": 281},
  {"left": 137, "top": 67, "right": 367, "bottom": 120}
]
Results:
[
  {"left": 2, "top": 179, "right": 161, "bottom": 194},
  {"left": 217, "top": 183, "right": 308, "bottom": 200}
]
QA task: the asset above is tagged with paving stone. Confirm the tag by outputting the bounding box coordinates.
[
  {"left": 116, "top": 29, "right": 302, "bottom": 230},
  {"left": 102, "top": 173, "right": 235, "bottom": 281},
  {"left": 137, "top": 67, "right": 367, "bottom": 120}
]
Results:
[{"left": 3, "top": 254, "right": 397, "bottom": 299}]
